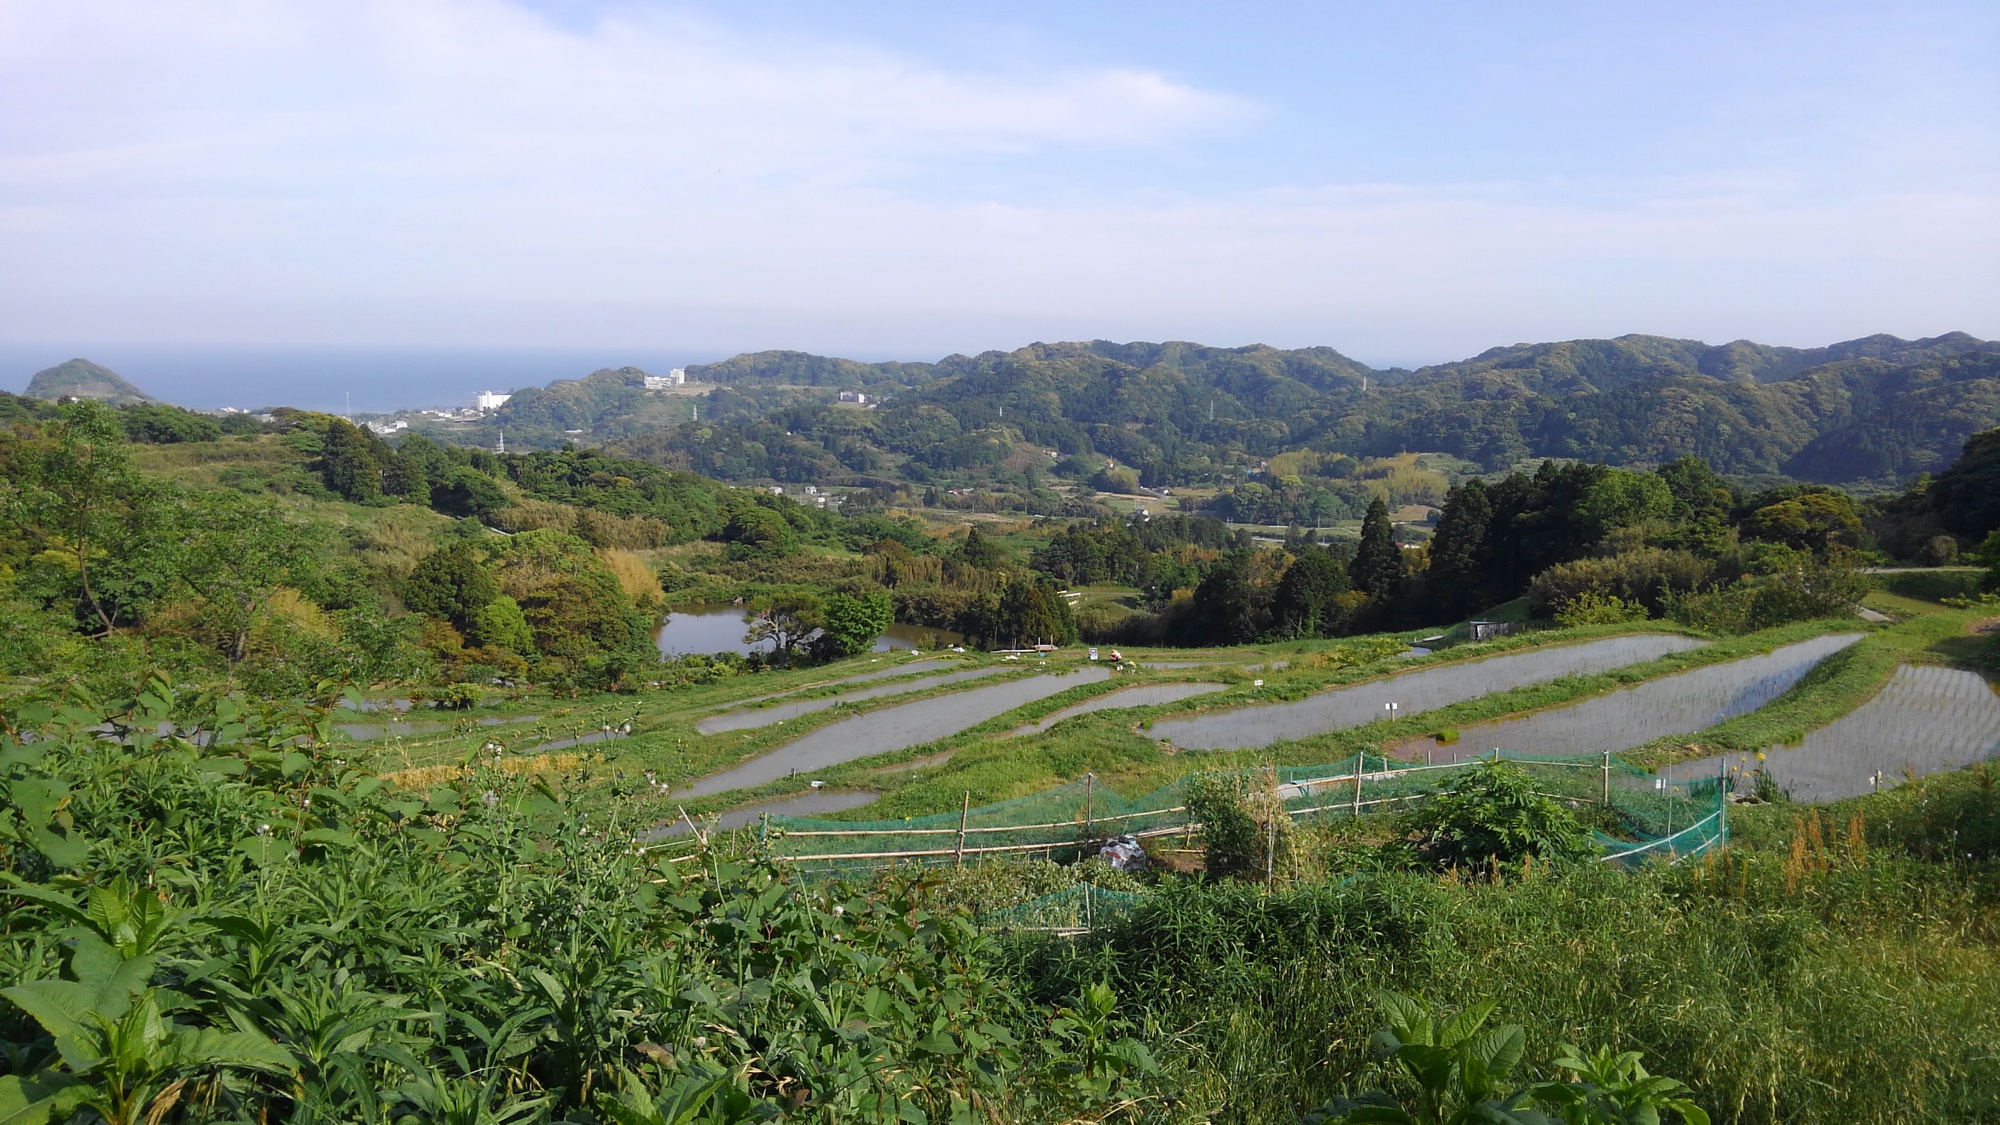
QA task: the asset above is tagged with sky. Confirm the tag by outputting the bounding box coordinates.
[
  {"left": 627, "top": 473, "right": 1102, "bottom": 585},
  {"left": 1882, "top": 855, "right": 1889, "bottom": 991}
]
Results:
[{"left": 2, "top": 0, "right": 1997, "bottom": 399}]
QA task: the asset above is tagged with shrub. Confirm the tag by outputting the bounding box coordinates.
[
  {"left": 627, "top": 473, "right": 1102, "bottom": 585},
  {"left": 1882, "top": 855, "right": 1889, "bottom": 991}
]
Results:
[
  {"left": 1402, "top": 762, "right": 1596, "bottom": 873},
  {"left": 1527, "top": 548, "right": 1713, "bottom": 618},
  {"left": 1554, "top": 591, "right": 1650, "bottom": 626},
  {"left": 1183, "top": 770, "right": 1292, "bottom": 880}
]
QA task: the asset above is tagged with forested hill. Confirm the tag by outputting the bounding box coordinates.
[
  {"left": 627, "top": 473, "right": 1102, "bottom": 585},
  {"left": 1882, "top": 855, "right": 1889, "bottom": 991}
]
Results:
[{"left": 478, "top": 332, "right": 1998, "bottom": 488}]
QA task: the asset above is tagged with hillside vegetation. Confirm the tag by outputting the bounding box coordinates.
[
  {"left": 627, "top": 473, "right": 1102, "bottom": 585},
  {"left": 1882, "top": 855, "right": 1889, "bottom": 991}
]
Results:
[{"left": 441, "top": 333, "right": 2000, "bottom": 499}]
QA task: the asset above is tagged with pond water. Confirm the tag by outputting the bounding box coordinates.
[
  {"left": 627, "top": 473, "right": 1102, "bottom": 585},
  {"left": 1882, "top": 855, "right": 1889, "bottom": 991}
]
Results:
[
  {"left": 697, "top": 667, "right": 1006, "bottom": 734},
  {"left": 1148, "top": 634, "right": 1707, "bottom": 750},
  {"left": 1011, "top": 683, "right": 1229, "bottom": 735},
  {"left": 654, "top": 604, "right": 960, "bottom": 657},
  {"left": 1396, "top": 633, "right": 1862, "bottom": 764},
  {"left": 1686, "top": 664, "right": 2000, "bottom": 802},
  {"left": 640, "top": 788, "right": 883, "bottom": 839},
  {"left": 686, "top": 666, "right": 1113, "bottom": 796}
]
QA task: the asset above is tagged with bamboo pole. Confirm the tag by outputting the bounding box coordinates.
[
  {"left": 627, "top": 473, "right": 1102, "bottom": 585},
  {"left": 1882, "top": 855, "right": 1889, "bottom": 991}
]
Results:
[{"left": 954, "top": 790, "right": 970, "bottom": 868}]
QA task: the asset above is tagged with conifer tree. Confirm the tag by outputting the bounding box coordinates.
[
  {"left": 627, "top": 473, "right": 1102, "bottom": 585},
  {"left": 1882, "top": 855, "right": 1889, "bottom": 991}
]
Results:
[
  {"left": 1427, "top": 480, "right": 1491, "bottom": 617},
  {"left": 1349, "top": 497, "right": 1404, "bottom": 597}
]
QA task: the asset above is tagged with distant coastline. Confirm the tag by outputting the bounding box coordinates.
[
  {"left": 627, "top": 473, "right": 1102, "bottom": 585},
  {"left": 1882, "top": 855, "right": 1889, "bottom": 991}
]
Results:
[{"left": 0, "top": 344, "right": 723, "bottom": 414}]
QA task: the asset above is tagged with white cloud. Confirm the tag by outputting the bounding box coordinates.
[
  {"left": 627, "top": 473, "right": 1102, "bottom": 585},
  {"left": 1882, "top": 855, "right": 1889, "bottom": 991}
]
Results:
[{"left": 0, "top": 0, "right": 1994, "bottom": 360}]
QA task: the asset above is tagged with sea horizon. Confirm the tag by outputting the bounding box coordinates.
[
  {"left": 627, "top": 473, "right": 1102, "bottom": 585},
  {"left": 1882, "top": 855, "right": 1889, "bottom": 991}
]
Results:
[{"left": 0, "top": 343, "right": 730, "bottom": 415}]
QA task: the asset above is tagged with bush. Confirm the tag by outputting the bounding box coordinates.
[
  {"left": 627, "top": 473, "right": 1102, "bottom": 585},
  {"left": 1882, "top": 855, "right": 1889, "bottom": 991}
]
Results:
[
  {"left": 1402, "top": 762, "right": 1596, "bottom": 873},
  {"left": 1554, "top": 591, "right": 1650, "bottom": 626},
  {"left": 1183, "top": 770, "right": 1292, "bottom": 880},
  {"left": 1527, "top": 548, "right": 1713, "bottom": 618},
  {"left": 1665, "top": 560, "right": 1869, "bottom": 633}
]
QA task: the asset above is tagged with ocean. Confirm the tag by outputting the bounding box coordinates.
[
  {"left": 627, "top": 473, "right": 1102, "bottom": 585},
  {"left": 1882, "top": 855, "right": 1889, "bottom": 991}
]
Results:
[{"left": 0, "top": 344, "right": 729, "bottom": 414}]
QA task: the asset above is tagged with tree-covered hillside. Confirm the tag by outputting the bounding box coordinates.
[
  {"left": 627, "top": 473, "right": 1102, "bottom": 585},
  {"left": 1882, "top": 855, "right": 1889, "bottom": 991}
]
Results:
[{"left": 456, "top": 332, "right": 2000, "bottom": 494}]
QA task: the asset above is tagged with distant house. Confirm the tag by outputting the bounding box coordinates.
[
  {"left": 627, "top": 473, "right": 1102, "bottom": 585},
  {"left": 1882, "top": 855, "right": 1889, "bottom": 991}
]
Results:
[
  {"left": 838, "top": 391, "right": 870, "bottom": 405},
  {"left": 474, "top": 391, "right": 512, "bottom": 411},
  {"left": 643, "top": 369, "right": 687, "bottom": 389},
  {"left": 365, "top": 419, "right": 408, "bottom": 435}
]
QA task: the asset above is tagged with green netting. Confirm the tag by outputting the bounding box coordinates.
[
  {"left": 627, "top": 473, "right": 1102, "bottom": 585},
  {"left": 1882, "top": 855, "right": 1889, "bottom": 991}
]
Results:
[
  {"left": 663, "top": 750, "right": 1729, "bottom": 871},
  {"left": 979, "top": 885, "right": 1150, "bottom": 933}
]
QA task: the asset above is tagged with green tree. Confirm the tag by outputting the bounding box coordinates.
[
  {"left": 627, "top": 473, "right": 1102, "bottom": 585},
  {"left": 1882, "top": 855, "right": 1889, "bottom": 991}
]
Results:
[
  {"left": 955, "top": 525, "right": 1004, "bottom": 568},
  {"left": 1426, "top": 480, "right": 1492, "bottom": 618},
  {"left": 720, "top": 504, "right": 795, "bottom": 560},
  {"left": 992, "top": 580, "right": 1077, "bottom": 647},
  {"left": 120, "top": 403, "right": 221, "bottom": 444},
  {"left": 1350, "top": 498, "right": 1404, "bottom": 598},
  {"left": 468, "top": 594, "right": 535, "bottom": 655},
  {"left": 317, "top": 418, "right": 382, "bottom": 503},
  {"left": 1930, "top": 426, "right": 2000, "bottom": 540},
  {"left": 1273, "top": 547, "right": 1351, "bottom": 638},
  {"left": 432, "top": 466, "right": 508, "bottom": 520},
  {"left": 492, "top": 530, "right": 635, "bottom": 660},
  {"left": 167, "top": 492, "right": 323, "bottom": 666},
  {"left": 401, "top": 542, "right": 500, "bottom": 634},
  {"left": 1576, "top": 469, "right": 1672, "bottom": 541},
  {"left": 746, "top": 592, "right": 824, "bottom": 665},
  {"left": 1742, "top": 492, "right": 1862, "bottom": 555},
  {"left": 0, "top": 401, "right": 165, "bottom": 635},
  {"left": 812, "top": 590, "right": 893, "bottom": 660}
]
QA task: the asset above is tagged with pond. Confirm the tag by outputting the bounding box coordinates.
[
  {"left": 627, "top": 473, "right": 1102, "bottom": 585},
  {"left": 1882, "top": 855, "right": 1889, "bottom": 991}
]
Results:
[
  {"left": 685, "top": 666, "right": 1113, "bottom": 796},
  {"left": 1148, "top": 634, "right": 1707, "bottom": 750},
  {"left": 1393, "top": 633, "right": 1862, "bottom": 764},
  {"left": 697, "top": 666, "right": 1005, "bottom": 734},
  {"left": 1686, "top": 664, "right": 2000, "bottom": 802},
  {"left": 640, "top": 788, "right": 882, "bottom": 839},
  {"left": 1011, "top": 682, "right": 1228, "bottom": 736},
  {"left": 654, "top": 604, "right": 961, "bottom": 658}
]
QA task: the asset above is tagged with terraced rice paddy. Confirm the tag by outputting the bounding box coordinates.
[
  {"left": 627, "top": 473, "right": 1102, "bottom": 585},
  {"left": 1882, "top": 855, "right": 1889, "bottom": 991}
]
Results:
[
  {"left": 1404, "top": 633, "right": 1862, "bottom": 764},
  {"left": 1148, "top": 634, "right": 1706, "bottom": 750},
  {"left": 697, "top": 667, "right": 1004, "bottom": 734},
  {"left": 1689, "top": 664, "right": 2000, "bottom": 801},
  {"left": 1010, "top": 683, "right": 1228, "bottom": 735},
  {"left": 725, "top": 658, "right": 962, "bottom": 707},
  {"left": 687, "top": 666, "right": 1113, "bottom": 795}
]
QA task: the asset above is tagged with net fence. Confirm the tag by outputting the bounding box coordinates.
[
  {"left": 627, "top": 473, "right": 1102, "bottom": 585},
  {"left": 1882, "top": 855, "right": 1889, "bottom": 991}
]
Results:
[{"left": 646, "top": 750, "right": 1728, "bottom": 871}]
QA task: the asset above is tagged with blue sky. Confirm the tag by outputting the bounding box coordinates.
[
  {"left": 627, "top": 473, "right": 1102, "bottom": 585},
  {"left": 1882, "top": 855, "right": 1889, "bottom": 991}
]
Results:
[{"left": 2, "top": 0, "right": 1995, "bottom": 368}]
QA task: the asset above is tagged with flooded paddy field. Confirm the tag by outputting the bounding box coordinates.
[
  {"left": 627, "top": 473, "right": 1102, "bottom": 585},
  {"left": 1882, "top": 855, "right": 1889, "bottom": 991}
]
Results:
[
  {"left": 1011, "top": 683, "right": 1228, "bottom": 735},
  {"left": 723, "top": 658, "right": 961, "bottom": 708},
  {"left": 1400, "top": 633, "right": 1862, "bottom": 764},
  {"left": 1689, "top": 664, "right": 2000, "bottom": 802},
  {"left": 686, "top": 666, "right": 1112, "bottom": 796},
  {"left": 1149, "top": 634, "right": 1706, "bottom": 751},
  {"left": 697, "top": 667, "right": 1004, "bottom": 734}
]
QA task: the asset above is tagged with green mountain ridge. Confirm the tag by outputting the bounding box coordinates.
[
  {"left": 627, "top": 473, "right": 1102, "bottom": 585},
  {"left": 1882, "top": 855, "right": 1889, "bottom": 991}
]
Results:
[
  {"left": 508, "top": 331, "right": 1996, "bottom": 489},
  {"left": 23, "top": 357, "right": 155, "bottom": 405}
]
